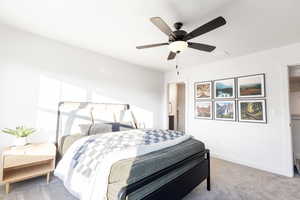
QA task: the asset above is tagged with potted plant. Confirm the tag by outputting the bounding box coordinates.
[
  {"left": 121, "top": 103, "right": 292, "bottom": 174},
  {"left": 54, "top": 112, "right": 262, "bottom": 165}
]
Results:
[{"left": 2, "top": 126, "right": 36, "bottom": 146}]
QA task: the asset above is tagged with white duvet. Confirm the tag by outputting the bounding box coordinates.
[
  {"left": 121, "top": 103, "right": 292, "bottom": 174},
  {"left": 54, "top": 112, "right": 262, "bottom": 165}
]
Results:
[{"left": 55, "top": 129, "right": 190, "bottom": 200}]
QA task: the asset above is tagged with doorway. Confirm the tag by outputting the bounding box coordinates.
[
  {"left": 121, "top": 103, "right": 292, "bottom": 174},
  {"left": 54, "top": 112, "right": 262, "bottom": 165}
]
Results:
[
  {"left": 289, "top": 65, "right": 300, "bottom": 173},
  {"left": 167, "top": 82, "right": 186, "bottom": 132}
]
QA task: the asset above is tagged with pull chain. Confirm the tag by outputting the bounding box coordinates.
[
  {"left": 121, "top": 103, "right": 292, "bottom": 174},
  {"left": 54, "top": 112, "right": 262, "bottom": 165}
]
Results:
[{"left": 176, "top": 54, "right": 179, "bottom": 76}]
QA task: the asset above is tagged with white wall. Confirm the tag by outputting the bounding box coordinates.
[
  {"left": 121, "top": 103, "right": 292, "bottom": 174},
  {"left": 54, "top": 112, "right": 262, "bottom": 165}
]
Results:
[
  {"left": 0, "top": 24, "right": 164, "bottom": 149},
  {"left": 164, "top": 43, "right": 300, "bottom": 177}
]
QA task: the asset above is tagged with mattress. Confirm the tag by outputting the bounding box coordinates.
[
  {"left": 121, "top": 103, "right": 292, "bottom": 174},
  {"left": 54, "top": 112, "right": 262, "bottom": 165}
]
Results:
[{"left": 107, "top": 138, "right": 205, "bottom": 200}]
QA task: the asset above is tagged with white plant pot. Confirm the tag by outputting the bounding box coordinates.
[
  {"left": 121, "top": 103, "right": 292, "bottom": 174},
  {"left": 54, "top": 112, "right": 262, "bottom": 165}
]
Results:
[{"left": 14, "top": 137, "right": 27, "bottom": 146}]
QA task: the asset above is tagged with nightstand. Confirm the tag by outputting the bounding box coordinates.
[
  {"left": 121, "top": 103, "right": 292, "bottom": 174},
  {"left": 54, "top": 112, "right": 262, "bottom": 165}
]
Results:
[{"left": 0, "top": 143, "right": 56, "bottom": 194}]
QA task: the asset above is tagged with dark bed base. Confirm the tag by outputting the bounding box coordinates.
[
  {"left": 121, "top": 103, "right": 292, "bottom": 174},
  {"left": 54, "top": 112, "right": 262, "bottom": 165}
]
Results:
[{"left": 118, "top": 149, "right": 210, "bottom": 200}]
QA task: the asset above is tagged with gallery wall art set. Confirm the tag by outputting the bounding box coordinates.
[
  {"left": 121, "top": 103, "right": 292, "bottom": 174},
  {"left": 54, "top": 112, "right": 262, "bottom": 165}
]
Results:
[{"left": 194, "top": 74, "right": 267, "bottom": 123}]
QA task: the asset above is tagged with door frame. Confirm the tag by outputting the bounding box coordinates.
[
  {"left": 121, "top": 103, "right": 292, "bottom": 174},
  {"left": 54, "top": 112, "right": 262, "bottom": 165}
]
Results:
[
  {"left": 283, "top": 64, "right": 300, "bottom": 177},
  {"left": 166, "top": 81, "right": 188, "bottom": 133}
]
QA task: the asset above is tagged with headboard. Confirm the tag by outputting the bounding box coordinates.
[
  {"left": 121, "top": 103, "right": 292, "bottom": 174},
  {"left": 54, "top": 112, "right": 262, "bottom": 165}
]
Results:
[{"left": 55, "top": 101, "right": 130, "bottom": 146}]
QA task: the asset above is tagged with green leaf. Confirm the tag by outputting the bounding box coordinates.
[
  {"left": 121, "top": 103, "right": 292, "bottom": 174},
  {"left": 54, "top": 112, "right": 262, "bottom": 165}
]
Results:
[{"left": 2, "top": 126, "right": 36, "bottom": 137}]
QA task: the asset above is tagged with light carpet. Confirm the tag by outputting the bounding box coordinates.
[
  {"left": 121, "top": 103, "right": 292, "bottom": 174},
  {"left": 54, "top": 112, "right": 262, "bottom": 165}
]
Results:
[{"left": 1, "top": 158, "right": 299, "bottom": 200}]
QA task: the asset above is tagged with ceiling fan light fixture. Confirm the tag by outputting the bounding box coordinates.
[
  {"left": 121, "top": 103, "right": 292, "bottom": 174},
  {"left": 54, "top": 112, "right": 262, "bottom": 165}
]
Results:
[{"left": 168, "top": 41, "right": 188, "bottom": 53}]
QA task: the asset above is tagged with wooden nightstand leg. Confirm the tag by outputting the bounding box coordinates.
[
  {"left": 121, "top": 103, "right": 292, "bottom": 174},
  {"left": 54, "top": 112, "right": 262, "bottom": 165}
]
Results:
[
  {"left": 46, "top": 173, "right": 50, "bottom": 184},
  {"left": 5, "top": 183, "right": 10, "bottom": 194}
]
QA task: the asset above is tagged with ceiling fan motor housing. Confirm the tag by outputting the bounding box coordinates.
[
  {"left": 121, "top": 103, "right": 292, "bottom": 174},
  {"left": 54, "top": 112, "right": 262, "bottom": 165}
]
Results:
[
  {"left": 174, "top": 22, "right": 183, "bottom": 30},
  {"left": 169, "top": 30, "right": 187, "bottom": 42},
  {"left": 169, "top": 22, "right": 187, "bottom": 42}
]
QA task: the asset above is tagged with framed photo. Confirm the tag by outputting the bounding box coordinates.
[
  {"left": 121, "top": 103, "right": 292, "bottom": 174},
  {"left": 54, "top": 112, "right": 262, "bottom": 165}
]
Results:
[
  {"left": 214, "top": 78, "right": 235, "bottom": 99},
  {"left": 238, "top": 99, "right": 267, "bottom": 123},
  {"left": 195, "top": 81, "right": 212, "bottom": 99},
  {"left": 195, "top": 101, "right": 213, "bottom": 119},
  {"left": 214, "top": 101, "right": 236, "bottom": 121},
  {"left": 237, "top": 74, "right": 265, "bottom": 98}
]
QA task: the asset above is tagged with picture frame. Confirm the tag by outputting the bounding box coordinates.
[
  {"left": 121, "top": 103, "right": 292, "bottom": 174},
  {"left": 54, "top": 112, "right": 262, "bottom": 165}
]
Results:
[
  {"left": 238, "top": 99, "right": 267, "bottom": 123},
  {"left": 195, "top": 101, "right": 213, "bottom": 120},
  {"left": 195, "top": 81, "right": 212, "bottom": 100},
  {"left": 214, "top": 78, "right": 235, "bottom": 99},
  {"left": 214, "top": 100, "right": 236, "bottom": 121},
  {"left": 237, "top": 74, "right": 265, "bottom": 98}
]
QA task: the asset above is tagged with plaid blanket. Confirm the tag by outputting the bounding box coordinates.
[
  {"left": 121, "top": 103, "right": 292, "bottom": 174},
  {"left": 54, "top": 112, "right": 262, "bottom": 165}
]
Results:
[
  {"left": 71, "top": 129, "right": 185, "bottom": 178},
  {"left": 55, "top": 129, "right": 190, "bottom": 200}
]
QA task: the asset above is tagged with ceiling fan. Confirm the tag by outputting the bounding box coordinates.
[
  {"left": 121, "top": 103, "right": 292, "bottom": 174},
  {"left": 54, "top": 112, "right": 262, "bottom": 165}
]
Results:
[{"left": 136, "top": 16, "right": 226, "bottom": 60}]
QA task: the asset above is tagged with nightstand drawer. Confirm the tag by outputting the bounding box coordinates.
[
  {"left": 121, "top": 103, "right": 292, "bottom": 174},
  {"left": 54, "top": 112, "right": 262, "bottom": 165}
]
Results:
[{"left": 4, "top": 155, "right": 54, "bottom": 170}]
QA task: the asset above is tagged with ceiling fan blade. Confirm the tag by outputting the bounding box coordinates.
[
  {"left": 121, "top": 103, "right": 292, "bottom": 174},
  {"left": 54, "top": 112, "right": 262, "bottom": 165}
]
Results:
[
  {"left": 188, "top": 42, "right": 216, "bottom": 52},
  {"left": 183, "top": 16, "right": 226, "bottom": 41},
  {"left": 150, "top": 17, "right": 174, "bottom": 37},
  {"left": 167, "top": 51, "right": 176, "bottom": 60},
  {"left": 136, "top": 43, "right": 168, "bottom": 49}
]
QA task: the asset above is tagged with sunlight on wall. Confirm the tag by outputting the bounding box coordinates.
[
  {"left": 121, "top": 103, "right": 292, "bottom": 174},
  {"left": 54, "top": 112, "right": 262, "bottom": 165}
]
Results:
[
  {"left": 36, "top": 75, "right": 89, "bottom": 142},
  {"left": 36, "top": 76, "right": 61, "bottom": 142},
  {"left": 92, "top": 92, "right": 127, "bottom": 124},
  {"left": 92, "top": 91, "right": 154, "bottom": 128},
  {"left": 35, "top": 75, "right": 155, "bottom": 142},
  {"left": 59, "top": 106, "right": 92, "bottom": 137},
  {"left": 61, "top": 82, "right": 87, "bottom": 102},
  {"left": 36, "top": 108, "right": 57, "bottom": 142},
  {"left": 92, "top": 90, "right": 120, "bottom": 103},
  {"left": 38, "top": 76, "right": 60, "bottom": 110},
  {"left": 130, "top": 105, "right": 154, "bottom": 128}
]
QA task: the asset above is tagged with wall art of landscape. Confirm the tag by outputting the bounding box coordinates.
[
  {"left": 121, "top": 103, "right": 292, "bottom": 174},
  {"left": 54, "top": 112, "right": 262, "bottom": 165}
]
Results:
[
  {"left": 240, "top": 102, "right": 263, "bottom": 121},
  {"left": 216, "top": 102, "right": 234, "bottom": 119},
  {"left": 215, "top": 79, "right": 234, "bottom": 98}
]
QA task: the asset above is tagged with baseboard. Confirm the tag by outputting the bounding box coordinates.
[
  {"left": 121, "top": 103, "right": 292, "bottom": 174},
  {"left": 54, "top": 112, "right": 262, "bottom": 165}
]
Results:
[{"left": 211, "top": 153, "right": 293, "bottom": 177}]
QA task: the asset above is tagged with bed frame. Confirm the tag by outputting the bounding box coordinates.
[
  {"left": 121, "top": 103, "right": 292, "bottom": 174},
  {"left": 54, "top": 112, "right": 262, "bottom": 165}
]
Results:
[
  {"left": 55, "top": 101, "right": 210, "bottom": 200},
  {"left": 118, "top": 150, "right": 210, "bottom": 200}
]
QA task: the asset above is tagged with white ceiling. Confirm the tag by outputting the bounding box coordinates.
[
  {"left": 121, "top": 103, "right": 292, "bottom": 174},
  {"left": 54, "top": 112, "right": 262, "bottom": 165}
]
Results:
[{"left": 1, "top": 0, "right": 300, "bottom": 71}]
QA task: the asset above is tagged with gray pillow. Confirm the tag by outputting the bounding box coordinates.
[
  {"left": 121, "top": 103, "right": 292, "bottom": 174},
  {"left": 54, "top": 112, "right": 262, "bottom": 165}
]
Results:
[
  {"left": 106, "top": 122, "right": 135, "bottom": 132},
  {"left": 120, "top": 126, "right": 134, "bottom": 131},
  {"left": 89, "top": 123, "right": 112, "bottom": 135},
  {"left": 60, "top": 134, "right": 86, "bottom": 155},
  {"left": 78, "top": 124, "right": 92, "bottom": 135}
]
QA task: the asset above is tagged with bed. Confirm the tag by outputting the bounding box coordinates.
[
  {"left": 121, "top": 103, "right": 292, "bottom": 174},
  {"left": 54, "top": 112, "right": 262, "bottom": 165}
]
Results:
[{"left": 54, "top": 101, "right": 210, "bottom": 200}]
